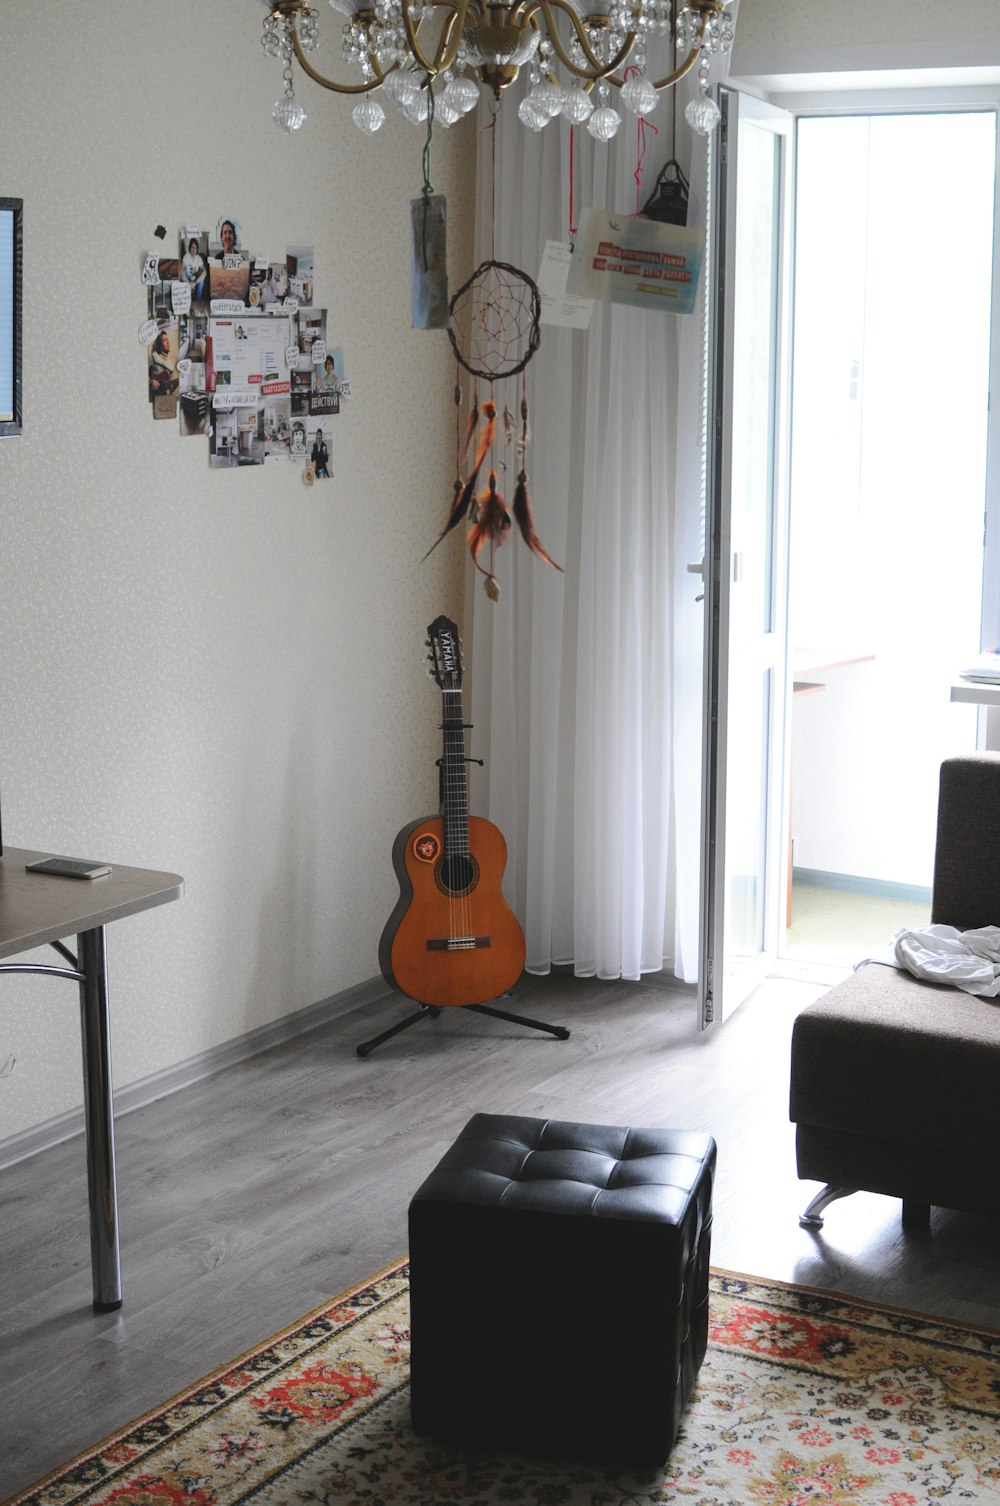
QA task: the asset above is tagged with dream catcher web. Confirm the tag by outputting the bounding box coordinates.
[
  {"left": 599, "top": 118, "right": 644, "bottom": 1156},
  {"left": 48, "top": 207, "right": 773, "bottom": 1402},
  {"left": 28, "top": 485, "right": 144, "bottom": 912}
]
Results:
[
  {"left": 425, "top": 257, "right": 560, "bottom": 600},
  {"left": 448, "top": 259, "right": 540, "bottom": 380}
]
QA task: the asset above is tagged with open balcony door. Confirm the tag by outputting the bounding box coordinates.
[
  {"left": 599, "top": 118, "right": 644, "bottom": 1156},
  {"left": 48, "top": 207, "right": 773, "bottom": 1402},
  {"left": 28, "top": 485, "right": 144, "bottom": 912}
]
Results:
[{"left": 698, "top": 88, "right": 794, "bottom": 1029}]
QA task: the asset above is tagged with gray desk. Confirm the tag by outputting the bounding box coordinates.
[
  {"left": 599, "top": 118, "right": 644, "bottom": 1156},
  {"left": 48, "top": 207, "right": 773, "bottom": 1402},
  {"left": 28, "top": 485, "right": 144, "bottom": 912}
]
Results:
[{"left": 0, "top": 847, "right": 183, "bottom": 1311}]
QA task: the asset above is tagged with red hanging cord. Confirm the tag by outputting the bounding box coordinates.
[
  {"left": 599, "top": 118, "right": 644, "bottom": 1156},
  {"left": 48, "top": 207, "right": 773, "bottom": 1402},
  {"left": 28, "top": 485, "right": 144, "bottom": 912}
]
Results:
[
  {"left": 569, "top": 125, "right": 578, "bottom": 240},
  {"left": 625, "top": 66, "right": 660, "bottom": 214}
]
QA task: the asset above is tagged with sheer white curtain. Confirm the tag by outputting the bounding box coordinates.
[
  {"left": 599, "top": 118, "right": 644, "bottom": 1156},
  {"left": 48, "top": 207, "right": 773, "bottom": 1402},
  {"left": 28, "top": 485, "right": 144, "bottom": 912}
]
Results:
[{"left": 466, "top": 84, "right": 713, "bottom": 983}]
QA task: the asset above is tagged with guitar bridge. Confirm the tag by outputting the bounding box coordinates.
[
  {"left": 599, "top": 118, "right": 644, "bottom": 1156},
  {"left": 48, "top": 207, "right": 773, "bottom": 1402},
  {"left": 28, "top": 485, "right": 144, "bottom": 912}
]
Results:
[{"left": 426, "top": 936, "right": 492, "bottom": 951}]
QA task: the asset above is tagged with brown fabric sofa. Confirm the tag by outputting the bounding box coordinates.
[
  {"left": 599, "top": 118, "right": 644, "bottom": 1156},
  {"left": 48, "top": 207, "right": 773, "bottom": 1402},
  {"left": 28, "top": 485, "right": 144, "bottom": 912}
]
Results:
[{"left": 789, "top": 754, "right": 1000, "bottom": 1229}]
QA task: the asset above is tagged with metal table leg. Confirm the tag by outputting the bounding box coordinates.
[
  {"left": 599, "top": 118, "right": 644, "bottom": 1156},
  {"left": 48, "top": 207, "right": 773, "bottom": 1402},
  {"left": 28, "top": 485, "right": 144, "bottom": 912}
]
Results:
[{"left": 77, "top": 926, "right": 122, "bottom": 1312}]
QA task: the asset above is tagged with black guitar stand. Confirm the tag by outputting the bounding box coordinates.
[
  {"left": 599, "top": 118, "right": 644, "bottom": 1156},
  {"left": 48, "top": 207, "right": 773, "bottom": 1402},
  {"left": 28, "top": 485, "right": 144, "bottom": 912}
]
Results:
[
  {"left": 356, "top": 996, "right": 570, "bottom": 1058},
  {"left": 360, "top": 633, "right": 570, "bottom": 1059}
]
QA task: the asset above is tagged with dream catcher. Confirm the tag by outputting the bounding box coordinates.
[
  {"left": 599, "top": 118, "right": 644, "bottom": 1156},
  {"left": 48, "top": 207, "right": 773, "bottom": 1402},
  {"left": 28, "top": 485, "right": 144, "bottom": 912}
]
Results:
[{"left": 425, "top": 257, "right": 560, "bottom": 600}]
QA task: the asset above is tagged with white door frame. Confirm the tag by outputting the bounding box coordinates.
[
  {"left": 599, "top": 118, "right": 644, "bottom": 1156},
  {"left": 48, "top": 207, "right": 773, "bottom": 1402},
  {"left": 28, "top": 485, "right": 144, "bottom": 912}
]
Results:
[
  {"left": 699, "top": 87, "right": 795, "bottom": 1028},
  {"left": 727, "top": 76, "right": 1000, "bottom": 962}
]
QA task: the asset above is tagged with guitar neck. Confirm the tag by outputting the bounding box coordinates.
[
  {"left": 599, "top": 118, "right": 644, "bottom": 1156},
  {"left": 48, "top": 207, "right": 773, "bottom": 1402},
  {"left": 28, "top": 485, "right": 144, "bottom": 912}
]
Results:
[{"left": 441, "top": 687, "right": 469, "bottom": 857}]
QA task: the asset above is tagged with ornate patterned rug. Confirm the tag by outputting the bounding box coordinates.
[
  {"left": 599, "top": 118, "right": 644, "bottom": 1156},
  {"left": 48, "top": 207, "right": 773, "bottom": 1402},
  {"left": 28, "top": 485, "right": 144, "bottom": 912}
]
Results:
[{"left": 6, "top": 1260, "right": 1000, "bottom": 1506}]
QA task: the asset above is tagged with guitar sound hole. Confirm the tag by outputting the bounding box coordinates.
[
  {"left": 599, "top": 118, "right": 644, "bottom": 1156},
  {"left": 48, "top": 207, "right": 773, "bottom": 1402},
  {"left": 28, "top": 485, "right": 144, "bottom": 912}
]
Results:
[{"left": 437, "top": 854, "right": 478, "bottom": 897}]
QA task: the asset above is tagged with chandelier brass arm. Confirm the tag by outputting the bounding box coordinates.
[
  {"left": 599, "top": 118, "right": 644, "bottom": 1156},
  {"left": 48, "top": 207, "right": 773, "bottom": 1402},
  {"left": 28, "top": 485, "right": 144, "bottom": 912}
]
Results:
[
  {"left": 611, "top": 40, "right": 699, "bottom": 92},
  {"left": 286, "top": 0, "right": 470, "bottom": 92},
  {"left": 516, "top": 0, "right": 635, "bottom": 82},
  {"left": 401, "top": 0, "right": 470, "bottom": 79},
  {"left": 287, "top": 1, "right": 389, "bottom": 93}
]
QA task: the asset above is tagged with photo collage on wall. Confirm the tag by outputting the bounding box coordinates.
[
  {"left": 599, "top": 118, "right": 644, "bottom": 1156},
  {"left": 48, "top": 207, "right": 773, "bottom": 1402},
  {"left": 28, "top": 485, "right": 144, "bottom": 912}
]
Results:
[{"left": 140, "top": 218, "right": 349, "bottom": 480}]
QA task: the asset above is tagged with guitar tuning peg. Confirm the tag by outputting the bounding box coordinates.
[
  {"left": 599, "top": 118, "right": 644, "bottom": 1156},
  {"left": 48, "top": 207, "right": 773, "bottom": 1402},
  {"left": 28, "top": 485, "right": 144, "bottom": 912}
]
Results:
[{"left": 423, "top": 638, "right": 432, "bottom": 647}]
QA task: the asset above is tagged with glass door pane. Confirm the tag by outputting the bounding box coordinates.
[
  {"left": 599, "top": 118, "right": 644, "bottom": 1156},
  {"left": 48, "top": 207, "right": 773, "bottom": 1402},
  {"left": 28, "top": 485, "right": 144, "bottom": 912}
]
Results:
[{"left": 700, "top": 89, "right": 792, "bottom": 1026}]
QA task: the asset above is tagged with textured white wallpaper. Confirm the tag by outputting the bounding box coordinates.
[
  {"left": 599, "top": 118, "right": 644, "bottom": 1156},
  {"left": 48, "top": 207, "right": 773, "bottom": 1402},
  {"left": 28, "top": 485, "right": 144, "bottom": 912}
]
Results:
[
  {"left": 0, "top": 2, "right": 472, "bottom": 1144},
  {"left": 734, "top": 0, "right": 1000, "bottom": 49}
]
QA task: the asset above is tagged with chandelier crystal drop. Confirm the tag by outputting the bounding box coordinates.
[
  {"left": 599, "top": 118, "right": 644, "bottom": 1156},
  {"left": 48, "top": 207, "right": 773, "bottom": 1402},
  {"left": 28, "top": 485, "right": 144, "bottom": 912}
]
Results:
[
  {"left": 260, "top": 0, "right": 735, "bottom": 138},
  {"left": 621, "top": 73, "right": 658, "bottom": 118},
  {"left": 352, "top": 93, "right": 386, "bottom": 131},
  {"left": 441, "top": 71, "right": 480, "bottom": 115},
  {"left": 561, "top": 82, "right": 594, "bottom": 124},
  {"left": 518, "top": 94, "right": 549, "bottom": 131}
]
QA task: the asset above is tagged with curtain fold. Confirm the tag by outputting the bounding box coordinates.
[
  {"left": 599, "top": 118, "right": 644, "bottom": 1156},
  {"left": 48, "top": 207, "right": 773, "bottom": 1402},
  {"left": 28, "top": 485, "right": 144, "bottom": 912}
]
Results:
[{"left": 465, "top": 71, "right": 719, "bottom": 983}]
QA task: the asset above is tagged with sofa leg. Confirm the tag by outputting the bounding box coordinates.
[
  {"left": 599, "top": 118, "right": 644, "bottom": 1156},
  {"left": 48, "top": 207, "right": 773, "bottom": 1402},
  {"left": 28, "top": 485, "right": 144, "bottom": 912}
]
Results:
[
  {"left": 901, "top": 1199, "right": 931, "bottom": 1231},
  {"left": 799, "top": 1185, "right": 857, "bottom": 1228}
]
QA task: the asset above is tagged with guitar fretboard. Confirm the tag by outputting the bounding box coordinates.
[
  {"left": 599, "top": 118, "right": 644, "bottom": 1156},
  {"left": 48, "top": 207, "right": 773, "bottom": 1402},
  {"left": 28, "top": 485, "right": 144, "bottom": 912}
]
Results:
[{"left": 441, "top": 687, "right": 469, "bottom": 858}]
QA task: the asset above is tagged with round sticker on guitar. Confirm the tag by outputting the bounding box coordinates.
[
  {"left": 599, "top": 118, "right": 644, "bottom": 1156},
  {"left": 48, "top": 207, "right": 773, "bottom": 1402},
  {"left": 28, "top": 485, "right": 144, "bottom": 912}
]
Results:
[{"left": 412, "top": 832, "right": 441, "bottom": 863}]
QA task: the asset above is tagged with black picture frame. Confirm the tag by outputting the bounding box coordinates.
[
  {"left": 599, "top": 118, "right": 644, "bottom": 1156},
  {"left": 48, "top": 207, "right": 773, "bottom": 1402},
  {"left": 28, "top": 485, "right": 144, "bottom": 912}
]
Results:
[{"left": 0, "top": 196, "right": 23, "bottom": 439}]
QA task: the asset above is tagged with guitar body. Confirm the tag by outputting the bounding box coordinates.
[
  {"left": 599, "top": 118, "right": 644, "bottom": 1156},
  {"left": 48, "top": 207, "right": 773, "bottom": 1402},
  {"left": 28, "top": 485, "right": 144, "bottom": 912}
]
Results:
[{"left": 379, "top": 814, "right": 526, "bottom": 1007}]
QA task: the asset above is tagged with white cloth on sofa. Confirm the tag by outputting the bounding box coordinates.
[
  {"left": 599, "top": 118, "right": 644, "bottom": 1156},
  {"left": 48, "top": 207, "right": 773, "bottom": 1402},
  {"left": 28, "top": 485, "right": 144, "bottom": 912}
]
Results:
[{"left": 879, "top": 923, "right": 1000, "bottom": 996}]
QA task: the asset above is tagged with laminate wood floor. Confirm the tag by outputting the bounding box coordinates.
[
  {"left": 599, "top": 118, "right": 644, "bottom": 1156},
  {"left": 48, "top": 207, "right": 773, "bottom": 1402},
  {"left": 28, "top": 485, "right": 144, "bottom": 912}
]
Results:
[{"left": 2, "top": 970, "right": 998, "bottom": 1499}]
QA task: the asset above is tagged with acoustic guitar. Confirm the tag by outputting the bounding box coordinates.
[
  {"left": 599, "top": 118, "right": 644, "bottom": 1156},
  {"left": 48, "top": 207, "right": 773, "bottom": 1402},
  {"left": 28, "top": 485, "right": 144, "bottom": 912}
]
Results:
[{"left": 378, "top": 615, "right": 526, "bottom": 1007}]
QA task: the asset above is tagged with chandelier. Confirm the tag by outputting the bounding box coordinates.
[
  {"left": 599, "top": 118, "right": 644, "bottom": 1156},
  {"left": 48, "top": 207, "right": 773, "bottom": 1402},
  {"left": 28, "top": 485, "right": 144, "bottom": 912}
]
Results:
[{"left": 262, "top": 0, "right": 735, "bottom": 141}]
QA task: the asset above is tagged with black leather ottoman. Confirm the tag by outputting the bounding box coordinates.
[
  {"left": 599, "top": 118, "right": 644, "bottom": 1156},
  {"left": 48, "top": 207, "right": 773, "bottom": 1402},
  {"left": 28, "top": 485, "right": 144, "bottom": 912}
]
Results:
[{"left": 408, "top": 1112, "right": 716, "bottom": 1464}]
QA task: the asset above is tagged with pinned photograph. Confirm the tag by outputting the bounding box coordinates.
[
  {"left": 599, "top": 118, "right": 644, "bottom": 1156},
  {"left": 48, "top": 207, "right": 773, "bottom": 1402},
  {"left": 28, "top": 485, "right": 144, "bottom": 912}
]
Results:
[
  {"left": 235, "top": 408, "right": 265, "bottom": 466},
  {"left": 180, "top": 231, "right": 209, "bottom": 313},
  {"left": 286, "top": 244, "right": 314, "bottom": 305},
  {"left": 314, "top": 349, "right": 341, "bottom": 392},
  {"left": 309, "top": 383, "right": 340, "bottom": 420},
  {"left": 307, "top": 419, "right": 331, "bottom": 479},
  {"left": 290, "top": 418, "right": 308, "bottom": 461},
  {"left": 214, "top": 217, "right": 244, "bottom": 259},
  {"left": 290, "top": 367, "right": 311, "bottom": 416},
  {"left": 208, "top": 256, "right": 250, "bottom": 306},
  {"left": 296, "top": 307, "right": 326, "bottom": 362},
  {"left": 179, "top": 364, "right": 209, "bottom": 438},
  {"left": 210, "top": 410, "right": 239, "bottom": 469},
  {"left": 209, "top": 218, "right": 250, "bottom": 305},
  {"left": 259, "top": 262, "right": 289, "bottom": 308},
  {"left": 148, "top": 319, "right": 179, "bottom": 402},
  {"left": 262, "top": 394, "right": 293, "bottom": 460},
  {"left": 179, "top": 314, "right": 208, "bottom": 363},
  {"left": 147, "top": 279, "right": 176, "bottom": 321},
  {"left": 250, "top": 259, "right": 288, "bottom": 309}
]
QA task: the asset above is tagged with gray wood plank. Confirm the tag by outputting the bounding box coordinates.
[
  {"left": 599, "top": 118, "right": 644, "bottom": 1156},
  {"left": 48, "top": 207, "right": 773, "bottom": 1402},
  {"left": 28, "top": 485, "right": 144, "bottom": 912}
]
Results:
[{"left": 1, "top": 971, "right": 998, "bottom": 1501}]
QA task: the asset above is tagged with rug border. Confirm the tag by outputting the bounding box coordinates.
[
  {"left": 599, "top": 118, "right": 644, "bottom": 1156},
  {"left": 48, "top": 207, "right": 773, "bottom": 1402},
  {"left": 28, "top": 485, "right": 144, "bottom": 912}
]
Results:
[
  {"left": 7, "top": 1258, "right": 999, "bottom": 1506},
  {"left": 712, "top": 1264, "right": 1000, "bottom": 1338},
  {"left": 0, "top": 1255, "right": 410, "bottom": 1506}
]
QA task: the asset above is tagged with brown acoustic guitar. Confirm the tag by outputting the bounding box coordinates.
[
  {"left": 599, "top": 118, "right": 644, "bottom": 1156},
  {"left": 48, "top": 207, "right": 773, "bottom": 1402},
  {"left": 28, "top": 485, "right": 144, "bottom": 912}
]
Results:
[{"left": 378, "top": 615, "right": 526, "bottom": 1008}]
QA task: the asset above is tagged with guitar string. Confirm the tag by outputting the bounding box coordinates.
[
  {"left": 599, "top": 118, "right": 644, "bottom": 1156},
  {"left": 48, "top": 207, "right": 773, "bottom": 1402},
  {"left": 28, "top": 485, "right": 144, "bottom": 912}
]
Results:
[
  {"left": 444, "top": 685, "right": 471, "bottom": 948},
  {"left": 446, "top": 688, "right": 455, "bottom": 945},
  {"left": 444, "top": 686, "right": 456, "bottom": 946},
  {"left": 446, "top": 687, "right": 469, "bottom": 947}
]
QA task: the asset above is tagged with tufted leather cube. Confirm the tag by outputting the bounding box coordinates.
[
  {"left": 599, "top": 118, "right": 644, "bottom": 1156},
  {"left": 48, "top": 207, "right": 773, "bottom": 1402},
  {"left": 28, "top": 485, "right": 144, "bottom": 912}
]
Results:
[{"left": 408, "top": 1113, "right": 716, "bottom": 1464}]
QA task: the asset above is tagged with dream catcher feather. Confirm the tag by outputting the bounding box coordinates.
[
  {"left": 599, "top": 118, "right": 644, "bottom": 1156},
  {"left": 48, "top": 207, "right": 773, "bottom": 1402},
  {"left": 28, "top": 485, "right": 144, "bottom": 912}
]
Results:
[{"left": 425, "top": 258, "right": 560, "bottom": 600}]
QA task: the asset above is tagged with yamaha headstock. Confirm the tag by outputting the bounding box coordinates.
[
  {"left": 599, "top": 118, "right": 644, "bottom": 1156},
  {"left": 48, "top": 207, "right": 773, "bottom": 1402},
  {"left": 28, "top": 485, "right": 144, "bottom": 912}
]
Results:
[{"left": 426, "top": 615, "right": 463, "bottom": 692}]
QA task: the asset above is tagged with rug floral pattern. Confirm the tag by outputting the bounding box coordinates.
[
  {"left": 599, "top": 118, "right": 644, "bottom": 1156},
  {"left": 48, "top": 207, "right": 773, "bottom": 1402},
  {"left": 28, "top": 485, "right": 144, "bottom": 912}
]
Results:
[{"left": 6, "top": 1263, "right": 1000, "bottom": 1506}]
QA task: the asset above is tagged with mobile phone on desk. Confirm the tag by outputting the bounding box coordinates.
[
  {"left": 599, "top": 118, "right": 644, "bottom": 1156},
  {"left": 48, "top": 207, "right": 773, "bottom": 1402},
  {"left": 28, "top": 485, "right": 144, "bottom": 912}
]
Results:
[{"left": 25, "top": 857, "right": 112, "bottom": 879}]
